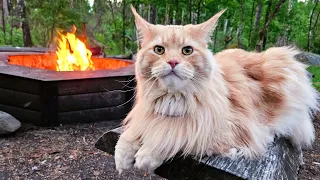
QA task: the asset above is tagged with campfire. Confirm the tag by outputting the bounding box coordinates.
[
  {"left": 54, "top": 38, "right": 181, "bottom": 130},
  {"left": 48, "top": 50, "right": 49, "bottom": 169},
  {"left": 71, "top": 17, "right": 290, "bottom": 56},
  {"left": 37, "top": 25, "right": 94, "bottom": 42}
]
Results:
[
  {"left": 0, "top": 25, "right": 135, "bottom": 126},
  {"left": 7, "top": 25, "right": 132, "bottom": 72}
]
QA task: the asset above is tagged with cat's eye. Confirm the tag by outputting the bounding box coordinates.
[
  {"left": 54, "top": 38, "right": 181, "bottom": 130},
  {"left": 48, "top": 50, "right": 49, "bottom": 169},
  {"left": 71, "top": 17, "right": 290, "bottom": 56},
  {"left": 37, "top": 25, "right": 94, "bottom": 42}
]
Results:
[
  {"left": 182, "top": 46, "right": 193, "bottom": 55},
  {"left": 154, "top": 45, "right": 165, "bottom": 55}
]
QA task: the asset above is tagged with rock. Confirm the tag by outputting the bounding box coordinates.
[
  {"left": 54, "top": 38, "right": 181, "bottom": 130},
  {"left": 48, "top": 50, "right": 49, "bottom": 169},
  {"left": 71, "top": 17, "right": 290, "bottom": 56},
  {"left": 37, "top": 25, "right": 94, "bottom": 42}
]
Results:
[
  {"left": 295, "top": 52, "right": 320, "bottom": 65},
  {"left": 0, "top": 111, "right": 21, "bottom": 135}
]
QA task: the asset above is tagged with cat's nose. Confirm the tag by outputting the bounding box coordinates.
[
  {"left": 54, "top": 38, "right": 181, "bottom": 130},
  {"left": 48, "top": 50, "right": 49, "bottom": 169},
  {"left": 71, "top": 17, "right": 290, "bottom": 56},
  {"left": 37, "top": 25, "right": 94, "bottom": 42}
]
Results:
[{"left": 167, "top": 60, "right": 179, "bottom": 69}]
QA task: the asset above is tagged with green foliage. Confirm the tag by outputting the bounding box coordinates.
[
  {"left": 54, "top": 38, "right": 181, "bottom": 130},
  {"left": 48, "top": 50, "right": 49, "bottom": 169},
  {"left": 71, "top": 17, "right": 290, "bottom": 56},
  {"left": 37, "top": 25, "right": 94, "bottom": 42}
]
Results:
[
  {"left": 0, "top": 0, "right": 319, "bottom": 55},
  {"left": 307, "top": 66, "right": 320, "bottom": 91},
  {"left": 26, "top": 0, "right": 91, "bottom": 46},
  {"left": 0, "top": 20, "right": 24, "bottom": 47}
]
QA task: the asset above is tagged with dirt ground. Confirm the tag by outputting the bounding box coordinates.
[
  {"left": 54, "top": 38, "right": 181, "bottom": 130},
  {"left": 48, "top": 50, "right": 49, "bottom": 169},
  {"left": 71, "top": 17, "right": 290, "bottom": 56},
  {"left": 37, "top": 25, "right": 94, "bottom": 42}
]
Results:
[
  {"left": 0, "top": 120, "right": 165, "bottom": 180},
  {"left": 298, "top": 114, "right": 320, "bottom": 180},
  {"left": 0, "top": 117, "right": 319, "bottom": 180}
]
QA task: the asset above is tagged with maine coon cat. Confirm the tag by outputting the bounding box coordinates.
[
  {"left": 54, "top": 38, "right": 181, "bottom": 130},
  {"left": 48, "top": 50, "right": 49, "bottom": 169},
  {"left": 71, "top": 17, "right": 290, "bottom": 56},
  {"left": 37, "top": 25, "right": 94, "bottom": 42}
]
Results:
[{"left": 114, "top": 5, "right": 319, "bottom": 174}]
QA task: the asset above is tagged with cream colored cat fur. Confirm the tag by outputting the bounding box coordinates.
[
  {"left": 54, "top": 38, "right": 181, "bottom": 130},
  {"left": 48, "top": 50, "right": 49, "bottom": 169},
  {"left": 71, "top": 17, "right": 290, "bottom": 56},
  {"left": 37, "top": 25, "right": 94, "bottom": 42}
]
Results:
[{"left": 114, "top": 5, "right": 319, "bottom": 174}]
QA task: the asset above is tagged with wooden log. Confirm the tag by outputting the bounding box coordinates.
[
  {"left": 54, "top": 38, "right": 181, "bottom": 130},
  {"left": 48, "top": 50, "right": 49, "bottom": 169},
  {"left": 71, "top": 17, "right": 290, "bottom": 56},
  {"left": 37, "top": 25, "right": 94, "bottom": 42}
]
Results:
[
  {"left": 39, "top": 81, "right": 58, "bottom": 126},
  {"left": 0, "top": 88, "right": 40, "bottom": 111},
  {"left": 0, "top": 47, "right": 50, "bottom": 53},
  {"left": 58, "top": 106, "right": 127, "bottom": 125},
  {"left": 95, "top": 127, "right": 303, "bottom": 180},
  {"left": 57, "top": 77, "right": 131, "bottom": 95},
  {"left": 58, "top": 91, "right": 126, "bottom": 112},
  {"left": 0, "top": 104, "right": 42, "bottom": 125},
  {"left": 0, "top": 74, "right": 40, "bottom": 94}
]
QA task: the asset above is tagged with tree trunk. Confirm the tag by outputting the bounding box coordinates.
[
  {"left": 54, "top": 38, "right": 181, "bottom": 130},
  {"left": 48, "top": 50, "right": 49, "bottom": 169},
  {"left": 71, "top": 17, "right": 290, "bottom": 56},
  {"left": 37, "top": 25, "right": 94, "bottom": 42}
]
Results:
[
  {"left": 172, "top": 11, "right": 176, "bottom": 25},
  {"left": 223, "top": 19, "right": 228, "bottom": 35},
  {"left": 256, "top": 0, "right": 287, "bottom": 52},
  {"left": 49, "top": 22, "right": 55, "bottom": 47},
  {"left": 9, "top": 3, "right": 12, "bottom": 45},
  {"left": 151, "top": 5, "right": 157, "bottom": 24},
  {"left": 122, "top": 0, "right": 126, "bottom": 54},
  {"left": 285, "top": 0, "right": 293, "bottom": 45},
  {"left": 92, "top": 0, "right": 105, "bottom": 33},
  {"left": 314, "top": 12, "right": 320, "bottom": 31},
  {"left": 7, "top": 0, "right": 12, "bottom": 45},
  {"left": 308, "top": 0, "right": 319, "bottom": 52},
  {"left": 108, "top": 0, "right": 117, "bottom": 41},
  {"left": 250, "top": 0, "right": 263, "bottom": 49},
  {"left": 147, "top": 4, "right": 151, "bottom": 22},
  {"left": 310, "top": 12, "right": 320, "bottom": 46},
  {"left": 70, "top": 0, "right": 74, "bottom": 8},
  {"left": 170, "top": 4, "right": 174, "bottom": 25},
  {"left": 0, "top": 1, "right": 2, "bottom": 28},
  {"left": 237, "top": 0, "right": 245, "bottom": 47},
  {"left": 261, "top": 0, "right": 272, "bottom": 50},
  {"left": 181, "top": 10, "right": 184, "bottom": 25},
  {"left": 175, "top": 0, "right": 181, "bottom": 25},
  {"left": 196, "top": 0, "right": 202, "bottom": 24},
  {"left": 189, "top": 0, "right": 192, "bottom": 24},
  {"left": 138, "top": 4, "right": 144, "bottom": 17},
  {"left": 1, "top": 0, "right": 6, "bottom": 44},
  {"left": 18, "top": 0, "right": 33, "bottom": 47},
  {"left": 165, "top": 4, "right": 169, "bottom": 25},
  {"left": 2, "top": 0, "right": 8, "bottom": 18},
  {"left": 248, "top": 0, "right": 256, "bottom": 48},
  {"left": 81, "top": 22, "right": 86, "bottom": 44}
]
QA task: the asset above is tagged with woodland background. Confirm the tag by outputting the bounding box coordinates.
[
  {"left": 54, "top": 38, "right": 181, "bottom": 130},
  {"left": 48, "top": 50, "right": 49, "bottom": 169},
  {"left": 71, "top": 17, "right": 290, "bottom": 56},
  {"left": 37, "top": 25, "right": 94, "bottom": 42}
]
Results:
[{"left": 0, "top": 0, "right": 319, "bottom": 55}]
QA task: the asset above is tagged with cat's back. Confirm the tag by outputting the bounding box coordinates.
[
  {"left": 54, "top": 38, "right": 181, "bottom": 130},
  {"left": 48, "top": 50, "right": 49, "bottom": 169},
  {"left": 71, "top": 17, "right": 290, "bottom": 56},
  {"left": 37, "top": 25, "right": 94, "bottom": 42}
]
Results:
[
  {"left": 212, "top": 47, "right": 315, "bottom": 123},
  {"left": 213, "top": 47, "right": 305, "bottom": 83}
]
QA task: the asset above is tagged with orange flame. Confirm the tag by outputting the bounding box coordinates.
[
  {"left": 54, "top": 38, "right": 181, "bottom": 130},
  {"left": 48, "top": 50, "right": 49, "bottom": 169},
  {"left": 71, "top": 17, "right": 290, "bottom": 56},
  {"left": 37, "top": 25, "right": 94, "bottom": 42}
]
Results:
[{"left": 56, "top": 26, "right": 95, "bottom": 71}]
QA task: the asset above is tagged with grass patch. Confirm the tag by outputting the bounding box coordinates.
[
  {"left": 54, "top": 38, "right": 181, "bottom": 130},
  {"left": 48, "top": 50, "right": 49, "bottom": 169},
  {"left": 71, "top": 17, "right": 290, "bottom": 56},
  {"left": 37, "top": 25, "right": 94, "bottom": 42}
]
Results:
[{"left": 307, "top": 65, "right": 320, "bottom": 91}]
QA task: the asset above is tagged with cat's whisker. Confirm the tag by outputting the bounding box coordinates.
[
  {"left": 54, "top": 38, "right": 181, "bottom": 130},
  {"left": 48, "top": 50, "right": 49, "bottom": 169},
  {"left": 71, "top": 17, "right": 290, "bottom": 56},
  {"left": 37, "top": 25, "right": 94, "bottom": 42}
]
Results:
[
  {"left": 151, "top": 66, "right": 167, "bottom": 77},
  {"left": 144, "top": 76, "right": 157, "bottom": 84},
  {"left": 115, "top": 76, "right": 137, "bottom": 89},
  {"left": 141, "top": 70, "right": 156, "bottom": 78},
  {"left": 102, "top": 87, "right": 136, "bottom": 93},
  {"left": 144, "top": 77, "right": 160, "bottom": 96},
  {"left": 147, "top": 77, "right": 159, "bottom": 91},
  {"left": 115, "top": 76, "right": 136, "bottom": 83},
  {"left": 116, "top": 93, "right": 136, "bottom": 107}
]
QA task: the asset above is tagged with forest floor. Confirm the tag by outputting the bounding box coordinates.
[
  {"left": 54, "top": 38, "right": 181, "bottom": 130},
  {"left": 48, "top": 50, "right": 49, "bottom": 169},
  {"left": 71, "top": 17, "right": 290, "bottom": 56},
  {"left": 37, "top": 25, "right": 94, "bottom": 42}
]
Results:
[
  {"left": 0, "top": 120, "right": 165, "bottom": 180},
  {"left": 0, "top": 117, "right": 319, "bottom": 180},
  {"left": 298, "top": 113, "right": 320, "bottom": 180}
]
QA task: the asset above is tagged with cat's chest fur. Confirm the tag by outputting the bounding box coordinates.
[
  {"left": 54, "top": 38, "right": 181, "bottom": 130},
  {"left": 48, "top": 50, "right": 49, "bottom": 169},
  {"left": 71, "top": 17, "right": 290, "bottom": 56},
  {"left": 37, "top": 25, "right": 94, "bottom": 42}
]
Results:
[{"left": 153, "top": 93, "right": 189, "bottom": 117}]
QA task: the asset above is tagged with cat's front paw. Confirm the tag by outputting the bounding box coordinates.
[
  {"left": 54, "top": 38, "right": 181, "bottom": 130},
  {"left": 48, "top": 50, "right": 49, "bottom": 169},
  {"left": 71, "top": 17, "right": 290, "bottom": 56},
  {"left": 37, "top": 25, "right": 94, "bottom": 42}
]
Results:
[
  {"left": 114, "top": 145, "right": 136, "bottom": 174},
  {"left": 134, "top": 153, "right": 164, "bottom": 173}
]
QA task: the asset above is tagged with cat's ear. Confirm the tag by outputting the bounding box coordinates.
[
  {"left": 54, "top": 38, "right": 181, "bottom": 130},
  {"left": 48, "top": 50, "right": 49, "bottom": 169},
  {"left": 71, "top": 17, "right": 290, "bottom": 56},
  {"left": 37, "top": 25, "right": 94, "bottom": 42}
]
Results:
[
  {"left": 195, "top": 9, "right": 226, "bottom": 37},
  {"left": 131, "top": 5, "right": 153, "bottom": 48}
]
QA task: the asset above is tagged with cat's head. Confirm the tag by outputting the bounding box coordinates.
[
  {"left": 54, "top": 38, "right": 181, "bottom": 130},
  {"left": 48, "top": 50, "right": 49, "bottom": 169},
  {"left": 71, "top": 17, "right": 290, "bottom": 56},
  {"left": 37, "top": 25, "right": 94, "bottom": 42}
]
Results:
[{"left": 131, "top": 5, "right": 225, "bottom": 92}]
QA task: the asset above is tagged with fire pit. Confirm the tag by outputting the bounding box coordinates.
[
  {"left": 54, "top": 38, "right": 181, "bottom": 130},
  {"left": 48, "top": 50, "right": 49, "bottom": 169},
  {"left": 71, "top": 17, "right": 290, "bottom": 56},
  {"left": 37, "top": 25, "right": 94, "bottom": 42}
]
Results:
[
  {"left": 0, "top": 54, "right": 135, "bottom": 126},
  {"left": 0, "top": 26, "right": 137, "bottom": 126}
]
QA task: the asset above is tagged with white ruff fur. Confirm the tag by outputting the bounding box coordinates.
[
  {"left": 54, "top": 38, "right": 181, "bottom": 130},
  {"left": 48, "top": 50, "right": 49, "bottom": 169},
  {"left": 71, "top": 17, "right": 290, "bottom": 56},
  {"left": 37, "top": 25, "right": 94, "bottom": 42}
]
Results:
[{"left": 114, "top": 6, "right": 319, "bottom": 174}]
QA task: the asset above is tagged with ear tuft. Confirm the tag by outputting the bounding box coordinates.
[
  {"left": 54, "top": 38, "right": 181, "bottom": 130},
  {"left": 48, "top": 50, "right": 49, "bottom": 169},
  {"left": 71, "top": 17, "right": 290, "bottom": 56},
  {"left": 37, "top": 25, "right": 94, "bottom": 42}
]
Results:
[
  {"left": 131, "top": 5, "right": 152, "bottom": 48},
  {"left": 200, "top": 9, "right": 226, "bottom": 33}
]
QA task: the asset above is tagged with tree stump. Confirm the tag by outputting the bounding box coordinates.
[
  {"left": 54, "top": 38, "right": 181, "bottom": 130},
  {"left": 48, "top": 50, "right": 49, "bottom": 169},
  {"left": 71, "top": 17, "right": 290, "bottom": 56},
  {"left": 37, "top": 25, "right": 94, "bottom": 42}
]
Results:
[{"left": 95, "top": 127, "right": 303, "bottom": 180}]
